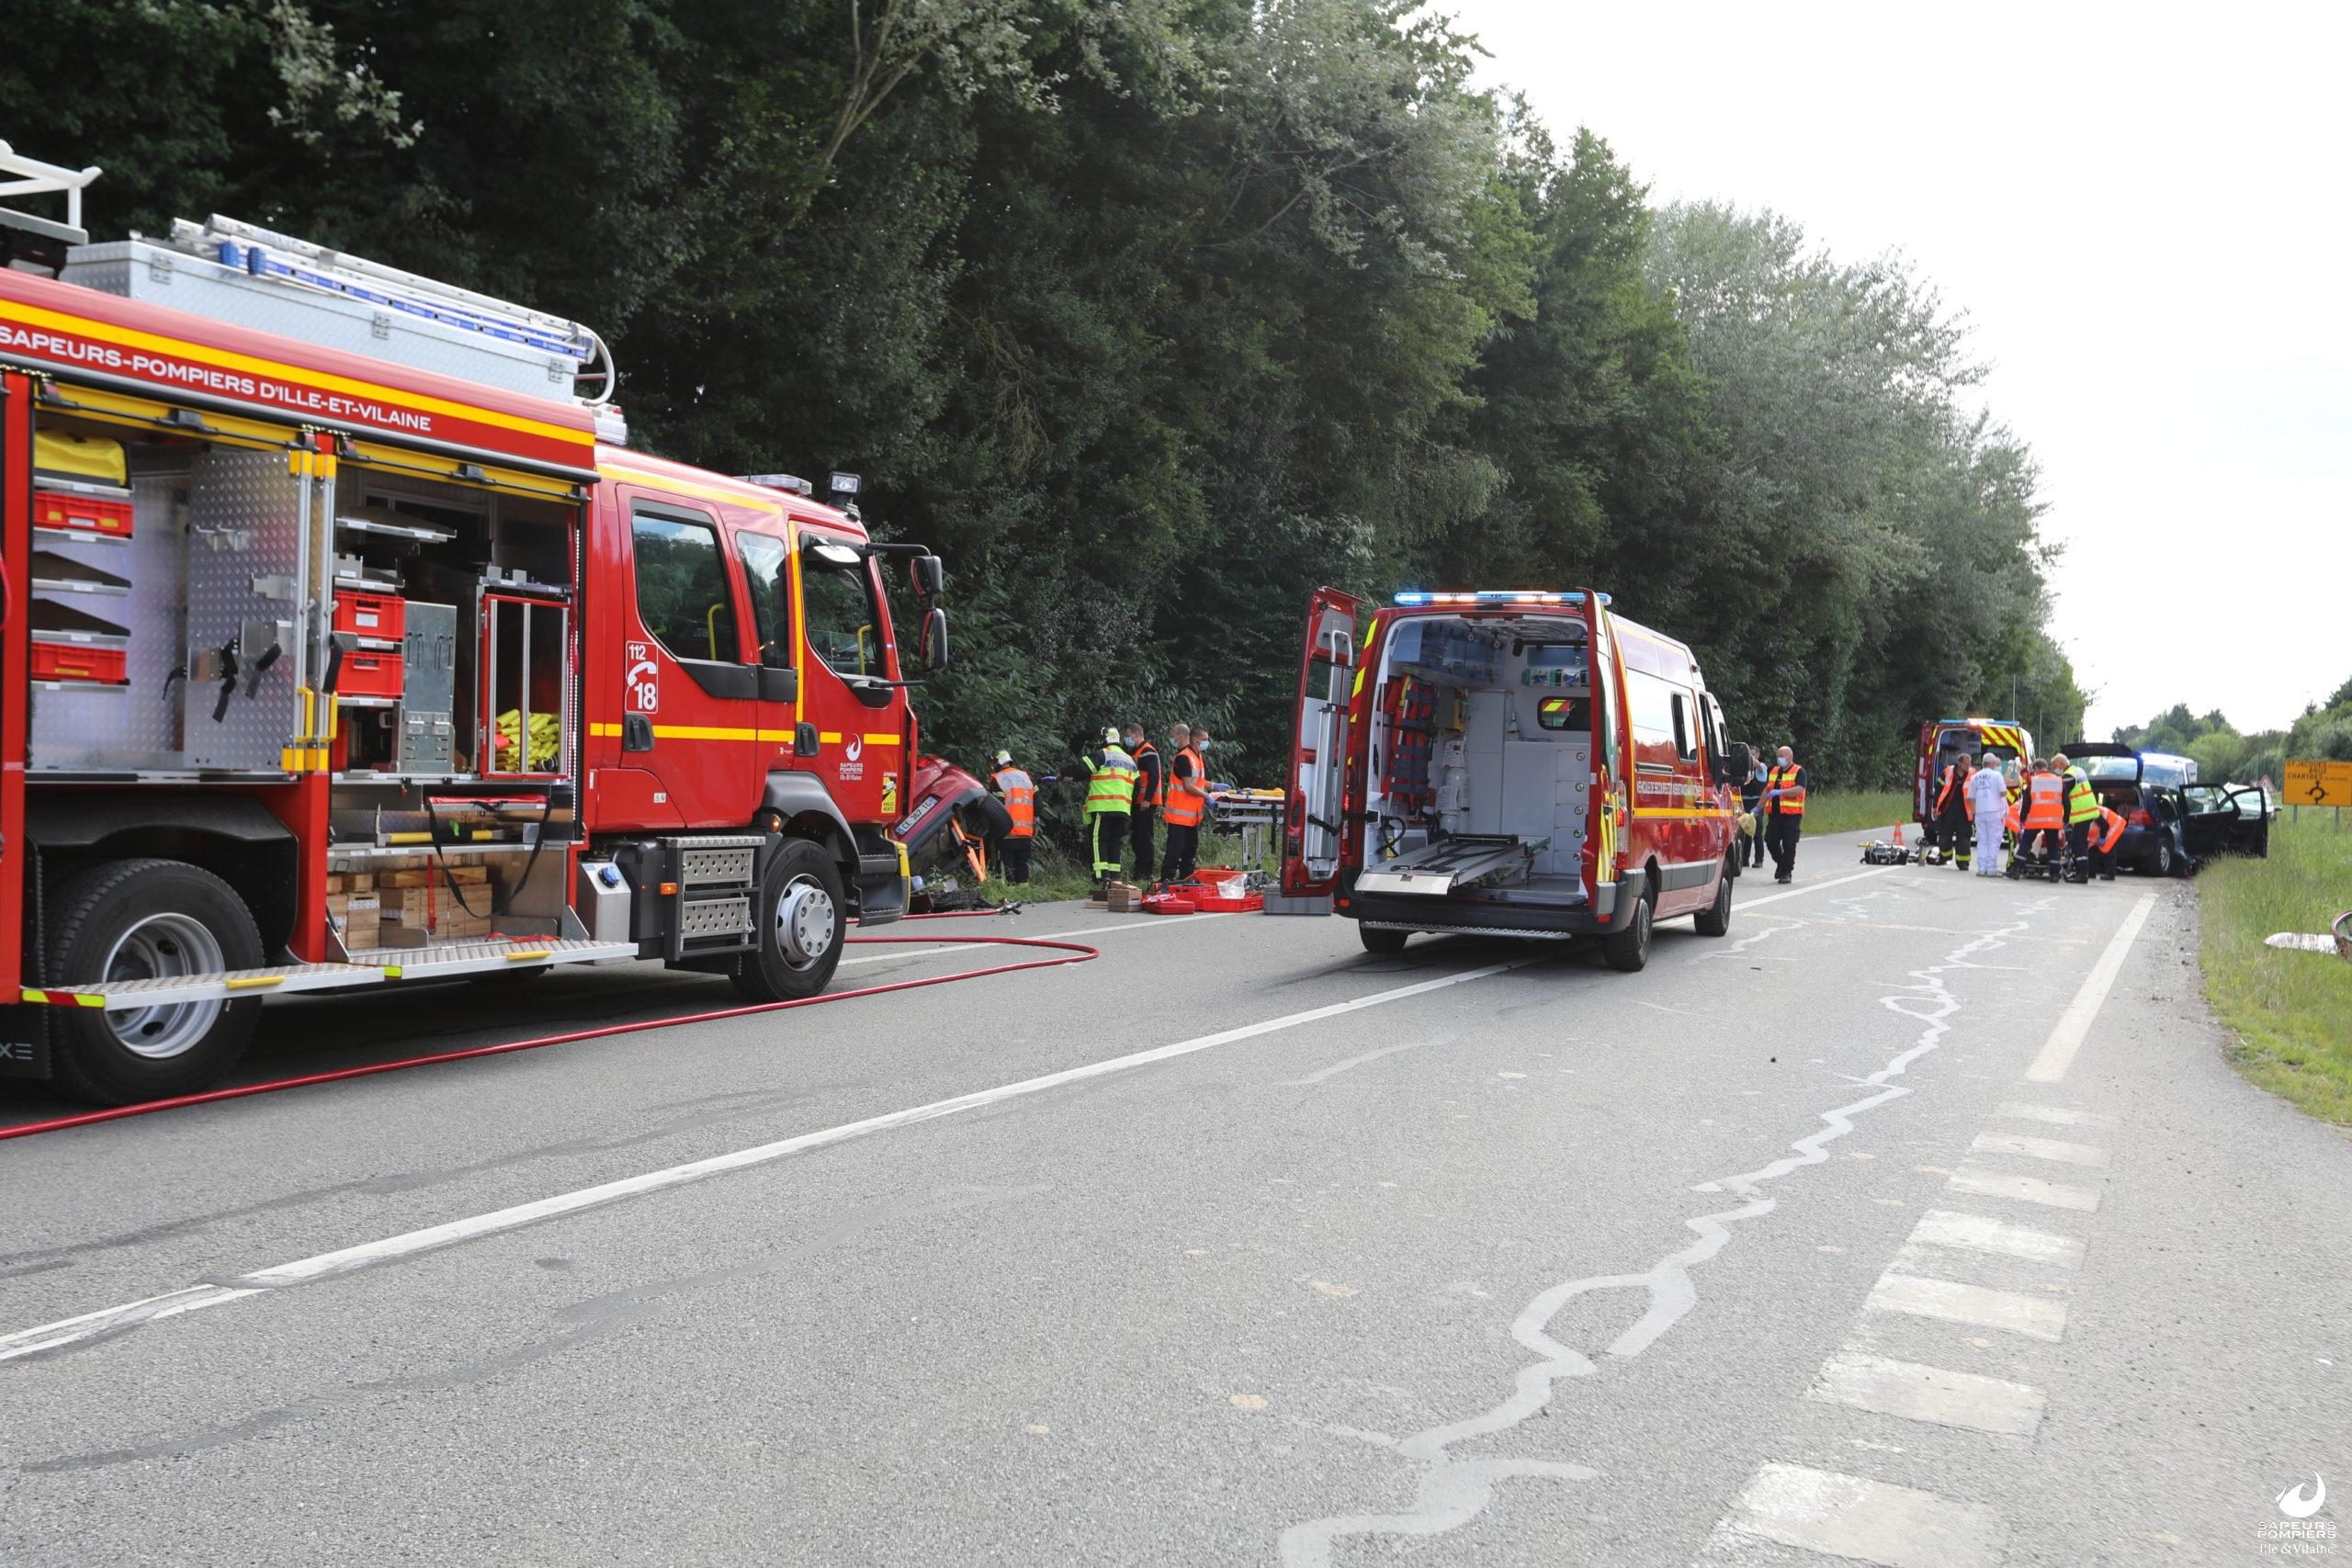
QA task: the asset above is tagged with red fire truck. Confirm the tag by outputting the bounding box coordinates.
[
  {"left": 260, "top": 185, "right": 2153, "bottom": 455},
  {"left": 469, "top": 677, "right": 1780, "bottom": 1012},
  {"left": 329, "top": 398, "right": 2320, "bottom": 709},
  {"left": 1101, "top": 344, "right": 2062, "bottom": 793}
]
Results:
[
  {"left": 0, "top": 163, "right": 946, "bottom": 1104},
  {"left": 1280, "top": 588, "right": 1747, "bottom": 971}
]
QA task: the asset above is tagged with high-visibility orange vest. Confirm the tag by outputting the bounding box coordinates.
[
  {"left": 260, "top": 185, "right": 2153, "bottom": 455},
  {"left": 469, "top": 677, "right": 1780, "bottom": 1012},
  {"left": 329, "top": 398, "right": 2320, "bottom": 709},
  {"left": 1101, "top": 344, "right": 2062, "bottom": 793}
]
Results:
[
  {"left": 993, "top": 767, "right": 1035, "bottom": 838},
  {"left": 1162, "top": 747, "right": 1207, "bottom": 828},
  {"left": 2098, "top": 807, "right": 2126, "bottom": 853},
  {"left": 1936, "top": 764, "right": 1963, "bottom": 813},
  {"left": 1768, "top": 764, "right": 1806, "bottom": 816},
  {"left": 2022, "top": 773, "right": 2066, "bottom": 830},
  {"left": 1130, "top": 740, "right": 1163, "bottom": 810}
]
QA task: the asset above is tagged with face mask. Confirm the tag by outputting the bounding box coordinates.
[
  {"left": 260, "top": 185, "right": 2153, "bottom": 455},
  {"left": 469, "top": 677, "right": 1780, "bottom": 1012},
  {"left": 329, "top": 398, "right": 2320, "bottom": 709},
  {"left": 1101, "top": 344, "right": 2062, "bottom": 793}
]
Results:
[{"left": 1197, "top": 741, "right": 1211, "bottom": 753}]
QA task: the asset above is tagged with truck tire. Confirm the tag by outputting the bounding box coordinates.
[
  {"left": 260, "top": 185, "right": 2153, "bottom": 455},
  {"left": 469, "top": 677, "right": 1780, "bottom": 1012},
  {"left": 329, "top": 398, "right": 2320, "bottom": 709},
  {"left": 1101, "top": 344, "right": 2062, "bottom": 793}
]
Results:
[
  {"left": 1602, "top": 886, "right": 1654, "bottom": 973},
  {"left": 1359, "top": 925, "right": 1409, "bottom": 955},
  {"left": 1693, "top": 866, "right": 1734, "bottom": 938},
  {"left": 731, "top": 839, "right": 847, "bottom": 1003},
  {"left": 46, "top": 857, "right": 265, "bottom": 1106}
]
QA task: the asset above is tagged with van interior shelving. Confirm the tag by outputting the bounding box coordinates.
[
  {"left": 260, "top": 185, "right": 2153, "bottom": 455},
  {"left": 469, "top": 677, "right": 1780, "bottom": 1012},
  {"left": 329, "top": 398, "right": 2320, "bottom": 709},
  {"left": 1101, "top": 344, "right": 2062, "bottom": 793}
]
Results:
[{"left": 1359, "top": 613, "right": 1594, "bottom": 905}]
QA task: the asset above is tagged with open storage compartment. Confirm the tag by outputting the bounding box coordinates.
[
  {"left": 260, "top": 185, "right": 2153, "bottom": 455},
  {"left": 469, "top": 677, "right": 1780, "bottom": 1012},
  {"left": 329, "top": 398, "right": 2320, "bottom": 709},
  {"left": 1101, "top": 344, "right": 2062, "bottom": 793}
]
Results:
[
  {"left": 323, "top": 454, "right": 585, "bottom": 963},
  {"left": 1359, "top": 614, "right": 1596, "bottom": 906}
]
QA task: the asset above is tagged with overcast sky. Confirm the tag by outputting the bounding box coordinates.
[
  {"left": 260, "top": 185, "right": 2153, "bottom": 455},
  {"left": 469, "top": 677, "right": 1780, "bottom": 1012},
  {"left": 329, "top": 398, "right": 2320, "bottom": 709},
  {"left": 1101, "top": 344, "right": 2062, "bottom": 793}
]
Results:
[{"left": 1447, "top": 1, "right": 2348, "bottom": 737}]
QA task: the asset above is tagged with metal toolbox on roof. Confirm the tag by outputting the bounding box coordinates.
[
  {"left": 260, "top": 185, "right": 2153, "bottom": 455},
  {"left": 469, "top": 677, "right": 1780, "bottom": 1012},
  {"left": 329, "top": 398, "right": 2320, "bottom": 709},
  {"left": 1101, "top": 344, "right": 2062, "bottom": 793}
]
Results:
[{"left": 61, "top": 235, "right": 588, "bottom": 401}]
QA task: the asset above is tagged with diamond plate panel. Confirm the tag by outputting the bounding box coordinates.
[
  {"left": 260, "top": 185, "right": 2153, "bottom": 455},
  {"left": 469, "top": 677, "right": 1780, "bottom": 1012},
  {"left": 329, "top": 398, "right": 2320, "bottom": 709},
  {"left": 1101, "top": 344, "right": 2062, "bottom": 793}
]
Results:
[{"left": 181, "top": 447, "right": 304, "bottom": 771}]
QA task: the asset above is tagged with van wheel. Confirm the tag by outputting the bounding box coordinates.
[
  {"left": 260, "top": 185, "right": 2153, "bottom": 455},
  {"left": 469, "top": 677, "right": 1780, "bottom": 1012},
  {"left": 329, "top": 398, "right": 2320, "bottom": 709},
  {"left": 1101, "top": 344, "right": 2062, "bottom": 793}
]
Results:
[
  {"left": 47, "top": 857, "right": 265, "bottom": 1106},
  {"left": 1359, "top": 925, "right": 1409, "bottom": 955},
  {"left": 731, "top": 840, "right": 847, "bottom": 1002},
  {"left": 1602, "top": 886, "right": 1654, "bottom": 973},
  {"left": 1693, "top": 868, "right": 1733, "bottom": 938}
]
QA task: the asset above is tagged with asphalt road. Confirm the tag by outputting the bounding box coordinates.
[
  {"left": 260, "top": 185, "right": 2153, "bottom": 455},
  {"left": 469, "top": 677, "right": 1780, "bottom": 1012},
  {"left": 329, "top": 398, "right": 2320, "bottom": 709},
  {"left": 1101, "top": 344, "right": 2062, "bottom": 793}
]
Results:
[{"left": 3, "top": 831, "right": 2346, "bottom": 1566}]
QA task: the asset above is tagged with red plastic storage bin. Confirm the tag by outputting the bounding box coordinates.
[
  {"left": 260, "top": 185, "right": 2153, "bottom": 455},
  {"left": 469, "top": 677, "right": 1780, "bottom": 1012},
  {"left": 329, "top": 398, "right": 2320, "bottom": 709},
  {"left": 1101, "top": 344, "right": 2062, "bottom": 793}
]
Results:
[
  {"left": 31, "top": 640, "right": 129, "bottom": 684},
  {"left": 333, "top": 591, "right": 406, "bottom": 640},
  {"left": 339, "top": 649, "right": 405, "bottom": 699},
  {"left": 33, "top": 485, "right": 134, "bottom": 538}
]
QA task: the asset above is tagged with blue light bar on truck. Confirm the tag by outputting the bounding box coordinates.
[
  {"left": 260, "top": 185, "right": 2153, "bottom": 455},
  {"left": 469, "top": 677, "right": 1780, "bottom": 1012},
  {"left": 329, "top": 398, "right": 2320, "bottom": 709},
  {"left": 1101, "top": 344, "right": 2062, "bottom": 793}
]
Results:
[{"left": 1393, "top": 590, "right": 1611, "bottom": 606}]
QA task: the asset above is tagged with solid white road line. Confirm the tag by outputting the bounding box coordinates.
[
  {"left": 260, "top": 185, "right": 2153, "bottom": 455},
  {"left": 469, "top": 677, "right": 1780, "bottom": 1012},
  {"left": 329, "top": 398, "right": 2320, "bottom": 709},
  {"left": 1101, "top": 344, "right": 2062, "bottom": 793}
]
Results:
[
  {"left": 1806, "top": 1351, "right": 2047, "bottom": 1437},
  {"left": 0, "top": 954, "right": 1535, "bottom": 1365},
  {"left": 1734, "top": 865, "right": 1900, "bottom": 911},
  {"left": 1909, "top": 1209, "right": 2086, "bottom": 1269},
  {"left": 1994, "top": 1101, "right": 2111, "bottom": 1128},
  {"left": 1969, "top": 1131, "right": 2110, "bottom": 1168},
  {"left": 1865, "top": 1273, "right": 2067, "bottom": 1341},
  {"left": 1709, "top": 1461, "right": 2007, "bottom": 1568},
  {"left": 2023, "top": 891, "right": 2156, "bottom": 1083},
  {"left": 1946, "top": 1165, "right": 2101, "bottom": 1213}
]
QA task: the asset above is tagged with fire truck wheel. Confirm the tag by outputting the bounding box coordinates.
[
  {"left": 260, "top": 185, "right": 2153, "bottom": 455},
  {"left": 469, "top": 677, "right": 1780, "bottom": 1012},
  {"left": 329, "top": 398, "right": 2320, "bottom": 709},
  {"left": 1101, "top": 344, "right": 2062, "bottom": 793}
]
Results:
[
  {"left": 47, "top": 857, "right": 265, "bottom": 1106},
  {"left": 1693, "top": 865, "right": 1734, "bottom": 937},
  {"left": 1358, "top": 925, "right": 1410, "bottom": 955},
  {"left": 1602, "top": 884, "right": 1655, "bottom": 973},
  {"left": 731, "top": 840, "right": 847, "bottom": 1003}
]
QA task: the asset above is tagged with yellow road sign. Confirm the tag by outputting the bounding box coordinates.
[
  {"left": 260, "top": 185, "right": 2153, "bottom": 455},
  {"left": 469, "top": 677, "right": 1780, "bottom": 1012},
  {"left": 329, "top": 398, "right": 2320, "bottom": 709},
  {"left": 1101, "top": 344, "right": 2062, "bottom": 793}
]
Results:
[{"left": 2284, "top": 759, "right": 2352, "bottom": 807}]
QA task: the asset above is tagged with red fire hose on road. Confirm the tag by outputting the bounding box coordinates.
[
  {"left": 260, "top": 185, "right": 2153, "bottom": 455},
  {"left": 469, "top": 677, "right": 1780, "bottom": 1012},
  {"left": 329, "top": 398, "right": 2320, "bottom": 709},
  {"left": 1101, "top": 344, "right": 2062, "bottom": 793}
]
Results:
[{"left": 0, "top": 912, "right": 1093, "bottom": 1143}]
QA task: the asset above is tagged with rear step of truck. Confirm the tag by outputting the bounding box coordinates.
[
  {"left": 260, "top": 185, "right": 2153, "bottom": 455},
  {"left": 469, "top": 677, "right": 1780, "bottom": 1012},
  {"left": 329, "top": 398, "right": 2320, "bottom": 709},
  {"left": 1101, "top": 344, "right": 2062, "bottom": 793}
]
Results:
[
  {"left": 17, "top": 938, "right": 638, "bottom": 1012},
  {"left": 1353, "top": 834, "right": 1550, "bottom": 897}
]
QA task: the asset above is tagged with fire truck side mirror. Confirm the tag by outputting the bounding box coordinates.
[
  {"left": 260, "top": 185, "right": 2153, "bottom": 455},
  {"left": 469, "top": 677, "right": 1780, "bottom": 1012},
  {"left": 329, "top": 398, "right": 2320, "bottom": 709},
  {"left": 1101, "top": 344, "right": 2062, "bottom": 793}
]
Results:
[
  {"left": 909, "top": 554, "right": 945, "bottom": 599},
  {"left": 1712, "top": 741, "right": 1752, "bottom": 785},
  {"left": 918, "top": 606, "right": 949, "bottom": 672}
]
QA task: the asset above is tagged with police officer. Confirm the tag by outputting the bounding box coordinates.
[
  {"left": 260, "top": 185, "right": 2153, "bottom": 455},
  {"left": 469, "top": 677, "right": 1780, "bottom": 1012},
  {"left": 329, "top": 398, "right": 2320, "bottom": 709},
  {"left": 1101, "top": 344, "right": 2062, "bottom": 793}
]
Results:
[
  {"left": 1124, "top": 724, "right": 1162, "bottom": 886},
  {"left": 989, "top": 750, "right": 1036, "bottom": 885},
  {"left": 1761, "top": 745, "right": 1808, "bottom": 884},
  {"left": 1079, "top": 727, "right": 1137, "bottom": 888}
]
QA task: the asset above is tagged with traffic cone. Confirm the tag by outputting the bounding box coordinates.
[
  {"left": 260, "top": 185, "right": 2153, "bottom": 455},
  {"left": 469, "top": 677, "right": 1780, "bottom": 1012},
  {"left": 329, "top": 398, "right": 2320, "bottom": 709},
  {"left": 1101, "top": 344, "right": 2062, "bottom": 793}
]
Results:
[{"left": 1892, "top": 823, "right": 1905, "bottom": 847}]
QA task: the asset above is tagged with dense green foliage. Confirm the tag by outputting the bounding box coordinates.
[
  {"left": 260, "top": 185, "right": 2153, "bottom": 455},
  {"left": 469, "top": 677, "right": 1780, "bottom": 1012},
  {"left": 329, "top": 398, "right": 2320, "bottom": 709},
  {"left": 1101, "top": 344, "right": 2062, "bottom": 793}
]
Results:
[
  {"left": 5, "top": 0, "right": 2076, "bottom": 789},
  {"left": 2114, "top": 684, "right": 2352, "bottom": 787}
]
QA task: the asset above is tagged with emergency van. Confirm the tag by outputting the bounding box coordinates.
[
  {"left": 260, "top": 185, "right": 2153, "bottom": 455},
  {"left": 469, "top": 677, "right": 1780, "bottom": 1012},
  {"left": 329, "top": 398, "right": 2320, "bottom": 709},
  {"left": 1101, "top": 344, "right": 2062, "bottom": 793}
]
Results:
[
  {"left": 1280, "top": 588, "right": 1748, "bottom": 971},
  {"left": 1914, "top": 716, "right": 2034, "bottom": 832},
  {"left": 0, "top": 151, "right": 947, "bottom": 1103}
]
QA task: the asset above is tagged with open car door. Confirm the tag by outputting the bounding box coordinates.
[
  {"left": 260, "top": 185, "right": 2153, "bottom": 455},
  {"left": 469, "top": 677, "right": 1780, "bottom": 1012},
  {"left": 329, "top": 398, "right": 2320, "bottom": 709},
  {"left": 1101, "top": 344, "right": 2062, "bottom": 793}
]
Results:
[
  {"left": 1281, "top": 587, "right": 1363, "bottom": 898},
  {"left": 2219, "top": 784, "right": 2272, "bottom": 859}
]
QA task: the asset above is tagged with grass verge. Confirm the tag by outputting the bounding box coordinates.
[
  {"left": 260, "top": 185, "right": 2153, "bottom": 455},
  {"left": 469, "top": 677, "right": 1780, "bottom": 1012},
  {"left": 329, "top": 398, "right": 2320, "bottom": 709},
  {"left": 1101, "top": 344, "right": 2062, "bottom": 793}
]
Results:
[
  {"left": 2199, "top": 812, "right": 2352, "bottom": 1125},
  {"left": 1797, "top": 790, "right": 1917, "bottom": 837}
]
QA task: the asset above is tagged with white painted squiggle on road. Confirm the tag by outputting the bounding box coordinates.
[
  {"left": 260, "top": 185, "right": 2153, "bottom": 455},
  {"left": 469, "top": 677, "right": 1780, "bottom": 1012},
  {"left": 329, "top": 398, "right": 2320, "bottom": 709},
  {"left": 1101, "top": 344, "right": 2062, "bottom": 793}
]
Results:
[{"left": 1276, "top": 900, "right": 2048, "bottom": 1567}]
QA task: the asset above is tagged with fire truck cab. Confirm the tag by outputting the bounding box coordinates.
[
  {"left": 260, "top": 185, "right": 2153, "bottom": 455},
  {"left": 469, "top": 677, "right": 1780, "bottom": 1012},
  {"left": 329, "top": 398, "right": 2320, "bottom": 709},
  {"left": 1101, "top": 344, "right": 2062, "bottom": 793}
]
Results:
[
  {"left": 1281, "top": 588, "right": 1747, "bottom": 972},
  {"left": 0, "top": 163, "right": 945, "bottom": 1104}
]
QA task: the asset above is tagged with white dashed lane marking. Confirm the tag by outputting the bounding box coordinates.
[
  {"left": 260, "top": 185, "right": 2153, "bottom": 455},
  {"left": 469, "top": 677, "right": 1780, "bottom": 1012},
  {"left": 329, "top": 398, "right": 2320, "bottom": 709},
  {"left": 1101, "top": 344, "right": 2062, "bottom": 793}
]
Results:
[
  {"left": 1806, "top": 1352, "right": 2047, "bottom": 1438},
  {"left": 1946, "top": 1165, "right": 2101, "bottom": 1212},
  {"left": 1968, "top": 1132, "right": 2111, "bottom": 1168},
  {"left": 1702, "top": 1461, "right": 2007, "bottom": 1568},
  {"left": 1908, "top": 1208, "right": 2086, "bottom": 1268},
  {"left": 1994, "top": 1101, "right": 2110, "bottom": 1128},
  {"left": 1865, "top": 1273, "right": 2068, "bottom": 1341},
  {"left": 2022, "top": 891, "right": 2156, "bottom": 1083}
]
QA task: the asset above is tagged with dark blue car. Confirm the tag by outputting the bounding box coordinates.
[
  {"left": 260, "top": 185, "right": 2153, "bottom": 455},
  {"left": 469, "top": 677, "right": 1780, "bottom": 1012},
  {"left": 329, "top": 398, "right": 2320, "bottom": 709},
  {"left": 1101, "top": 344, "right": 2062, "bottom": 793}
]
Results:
[{"left": 2065, "top": 742, "right": 2268, "bottom": 875}]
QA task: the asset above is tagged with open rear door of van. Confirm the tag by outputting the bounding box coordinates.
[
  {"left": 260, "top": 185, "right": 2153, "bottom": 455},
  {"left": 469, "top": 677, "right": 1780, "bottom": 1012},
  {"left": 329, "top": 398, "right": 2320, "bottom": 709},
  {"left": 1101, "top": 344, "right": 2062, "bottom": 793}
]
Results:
[{"left": 1280, "top": 587, "right": 1363, "bottom": 900}]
